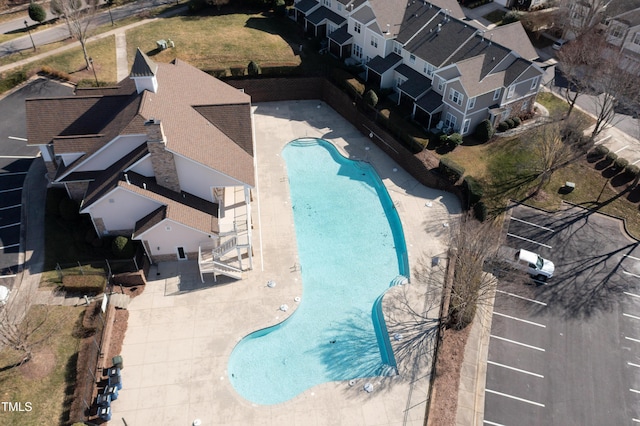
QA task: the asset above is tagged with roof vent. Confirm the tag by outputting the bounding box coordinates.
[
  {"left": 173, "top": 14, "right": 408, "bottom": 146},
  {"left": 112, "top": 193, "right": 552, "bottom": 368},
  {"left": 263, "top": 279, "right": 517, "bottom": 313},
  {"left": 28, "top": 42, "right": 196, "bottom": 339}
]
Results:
[
  {"left": 437, "top": 23, "right": 442, "bottom": 32},
  {"left": 144, "top": 118, "right": 160, "bottom": 125}
]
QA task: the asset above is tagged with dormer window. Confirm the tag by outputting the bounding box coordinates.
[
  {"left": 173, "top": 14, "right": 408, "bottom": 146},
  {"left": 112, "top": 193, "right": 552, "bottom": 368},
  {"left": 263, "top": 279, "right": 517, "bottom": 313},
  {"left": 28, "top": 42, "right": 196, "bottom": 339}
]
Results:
[
  {"left": 354, "top": 22, "right": 361, "bottom": 33},
  {"left": 507, "top": 85, "right": 515, "bottom": 99},
  {"left": 493, "top": 88, "right": 501, "bottom": 100}
]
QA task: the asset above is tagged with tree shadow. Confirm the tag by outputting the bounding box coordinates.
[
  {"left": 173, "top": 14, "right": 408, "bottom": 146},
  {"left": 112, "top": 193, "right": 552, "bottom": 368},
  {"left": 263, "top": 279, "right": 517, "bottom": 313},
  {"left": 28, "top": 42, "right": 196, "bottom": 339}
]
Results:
[
  {"left": 595, "top": 158, "right": 613, "bottom": 170},
  {"left": 601, "top": 165, "right": 621, "bottom": 179},
  {"left": 610, "top": 172, "right": 634, "bottom": 188}
]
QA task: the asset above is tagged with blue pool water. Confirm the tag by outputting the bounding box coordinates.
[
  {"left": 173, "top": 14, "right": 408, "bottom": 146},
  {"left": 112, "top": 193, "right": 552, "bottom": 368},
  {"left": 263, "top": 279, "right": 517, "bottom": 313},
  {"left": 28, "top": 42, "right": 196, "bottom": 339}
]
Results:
[{"left": 228, "top": 138, "right": 408, "bottom": 405}]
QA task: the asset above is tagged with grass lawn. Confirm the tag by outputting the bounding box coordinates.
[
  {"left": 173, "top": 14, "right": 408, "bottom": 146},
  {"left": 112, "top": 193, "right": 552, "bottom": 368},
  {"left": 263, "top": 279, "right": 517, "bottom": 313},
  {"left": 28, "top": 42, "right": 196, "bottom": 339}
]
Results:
[
  {"left": 0, "top": 306, "right": 84, "bottom": 426},
  {"left": 124, "top": 12, "right": 302, "bottom": 71}
]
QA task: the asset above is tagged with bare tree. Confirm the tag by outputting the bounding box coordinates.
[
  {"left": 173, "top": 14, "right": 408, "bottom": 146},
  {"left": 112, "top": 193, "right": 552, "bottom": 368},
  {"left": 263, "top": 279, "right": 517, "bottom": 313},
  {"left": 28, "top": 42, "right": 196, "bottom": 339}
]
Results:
[
  {"left": 556, "top": 29, "right": 605, "bottom": 118},
  {"left": 554, "top": 0, "right": 611, "bottom": 38},
  {"left": 50, "top": 0, "right": 99, "bottom": 69},
  {"left": 208, "top": 0, "right": 229, "bottom": 9}
]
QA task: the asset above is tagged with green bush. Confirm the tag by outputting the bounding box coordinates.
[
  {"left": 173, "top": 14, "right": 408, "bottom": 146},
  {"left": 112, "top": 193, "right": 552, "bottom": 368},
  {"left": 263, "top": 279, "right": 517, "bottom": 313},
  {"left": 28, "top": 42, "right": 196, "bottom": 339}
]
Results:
[
  {"left": 448, "top": 133, "right": 463, "bottom": 146},
  {"left": 188, "top": 0, "right": 207, "bottom": 12},
  {"left": 512, "top": 117, "right": 521, "bottom": 126},
  {"left": 502, "top": 10, "right": 522, "bottom": 24},
  {"left": 474, "top": 119, "right": 495, "bottom": 143},
  {"left": 625, "top": 164, "right": 640, "bottom": 177},
  {"left": 474, "top": 201, "right": 487, "bottom": 222},
  {"left": 497, "top": 121, "right": 509, "bottom": 132},
  {"left": 247, "top": 61, "right": 261, "bottom": 76},
  {"left": 28, "top": 3, "right": 47, "bottom": 23},
  {"left": 505, "top": 118, "right": 515, "bottom": 128},
  {"left": 615, "top": 157, "right": 629, "bottom": 170},
  {"left": 606, "top": 152, "right": 618, "bottom": 163},
  {"left": 230, "top": 67, "right": 246, "bottom": 77},
  {"left": 111, "top": 236, "right": 134, "bottom": 259},
  {"left": 363, "top": 89, "right": 379, "bottom": 108},
  {"left": 438, "top": 157, "right": 465, "bottom": 183},
  {"left": 59, "top": 198, "right": 80, "bottom": 221},
  {"left": 464, "top": 176, "right": 484, "bottom": 205},
  {"left": 274, "top": 0, "right": 286, "bottom": 15},
  {"left": 593, "top": 145, "right": 609, "bottom": 157}
]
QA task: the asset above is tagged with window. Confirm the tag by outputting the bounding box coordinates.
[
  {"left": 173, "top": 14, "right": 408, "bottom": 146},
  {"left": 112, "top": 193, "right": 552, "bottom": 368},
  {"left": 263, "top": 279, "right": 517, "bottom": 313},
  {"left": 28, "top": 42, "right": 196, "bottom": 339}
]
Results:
[
  {"left": 322, "top": 0, "right": 331, "bottom": 7},
  {"left": 337, "top": 3, "right": 342, "bottom": 11},
  {"left": 371, "top": 36, "right": 378, "bottom": 48},
  {"left": 423, "top": 62, "right": 436, "bottom": 78},
  {"left": 521, "top": 100, "right": 529, "bottom": 111},
  {"left": 462, "top": 119, "right": 471, "bottom": 135},
  {"left": 353, "top": 44, "right": 362, "bottom": 58},
  {"left": 448, "top": 88, "right": 463, "bottom": 105},
  {"left": 634, "top": 32, "right": 640, "bottom": 46},
  {"left": 393, "top": 42, "right": 402, "bottom": 55},
  {"left": 177, "top": 247, "right": 187, "bottom": 260},
  {"left": 493, "top": 88, "right": 501, "bottom": 101},
  {"left": 396, "top": 76, "right": 406, "bottom": 87},
  {"left": 354, "top": 22, "right": 361, "bottom": 33},
  {"left": 409, "top": 54, "right": 416, "bottom": 64},
  {"left": 467, "top": 97, "right": 476, "bottom": 110},
  {"left": 506, "top": 85, "right": 515, "bottom": 99},
  {"left": 444, "top": 112, "right": 457, "bottom": 130},
  {"left": 437, "top": 77, "right": 445, "bottom": 92},
  {"left": 328, "top": 23, "right": 336, "bottom": 34},
  {"left": 530, "top": 76, "right": 539, "bottom": 90},
  {"left": 610, "top": 25, "right": 625, "bottom": 39}
]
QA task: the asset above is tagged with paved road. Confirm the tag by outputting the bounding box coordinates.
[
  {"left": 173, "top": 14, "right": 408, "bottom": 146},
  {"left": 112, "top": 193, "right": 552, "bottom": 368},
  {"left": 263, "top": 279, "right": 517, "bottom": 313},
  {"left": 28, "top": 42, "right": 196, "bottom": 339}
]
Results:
[
  {"left": 484, "top": 203, "right": 640, "bottom": 425},
  {"left": 0, "top": 0, "right": 175, "bottom": 57},
  {"left": 0, "top": 78, "right": 74, "bottom": 276}
]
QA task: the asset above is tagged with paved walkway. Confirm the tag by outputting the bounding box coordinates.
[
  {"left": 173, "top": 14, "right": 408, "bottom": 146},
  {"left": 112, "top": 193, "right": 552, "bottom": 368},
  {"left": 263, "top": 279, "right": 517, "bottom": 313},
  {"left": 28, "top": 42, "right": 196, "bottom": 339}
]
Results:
[{"left": 109, "top": 100, "right": 461, "bottom": 425}]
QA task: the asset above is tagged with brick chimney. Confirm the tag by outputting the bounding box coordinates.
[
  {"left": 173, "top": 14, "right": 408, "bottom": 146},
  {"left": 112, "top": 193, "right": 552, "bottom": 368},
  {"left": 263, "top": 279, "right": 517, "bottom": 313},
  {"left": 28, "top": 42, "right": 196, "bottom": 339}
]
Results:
[{"left": 145, "top": 120, "right": 181, "bottom": 192}]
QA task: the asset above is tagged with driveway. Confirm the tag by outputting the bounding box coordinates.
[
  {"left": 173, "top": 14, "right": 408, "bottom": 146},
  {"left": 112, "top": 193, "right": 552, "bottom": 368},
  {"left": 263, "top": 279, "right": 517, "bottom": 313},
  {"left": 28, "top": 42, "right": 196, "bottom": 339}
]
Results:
[
  {"left": 0, "top": 78, "right": 73, "bottom": 279},
  {"left": 484, "top": 202, "right": 640, "bottom": 425},
  {"left": 110, "top": 100, "right": 461, "bottom": 425}
]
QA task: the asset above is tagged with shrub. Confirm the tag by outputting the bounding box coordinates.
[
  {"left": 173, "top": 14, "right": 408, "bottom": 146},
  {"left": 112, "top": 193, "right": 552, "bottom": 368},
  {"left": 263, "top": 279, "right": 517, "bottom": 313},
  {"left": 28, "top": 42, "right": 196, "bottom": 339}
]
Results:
[
  {"left": 447, "top": 132, "right": 463, "bottom": 147},
  {"left": 363, "top": 89, "right": 379, "bottom": 108},
  {"left": 188, "top": 0, "right": 207, "bottom": 12},
  {"left": 592, "top": 144, "right": 609, "bottom": 157},
  {"left": 111, "top": 236, "right": 134, "bottom": 259},
  {"left": 625, "top": 164, "right": 640, "bottom": 177},
  {"left": 274, "top": 0, "right": 286, "bottom": 15},
  {"left": 438, "top": 157, "right": 465, "bottom": 183},
  {"left": 230, "top": 67, "right": 246, "bottom": 77},
  {"left": 474, "top": 201, "right": 487, "bottom": 222},
  {"left": 502, "top": 10, "right": 522, "bottom": 24},
  {"left": 0, "top": 70, "right": 27, "bottom": 93},
  {"left": 497, "top": 121, "right": 509, "bottom": 132},
  {"left": 205, "top": 69, "right": 227, "bottom": 78},
  {"left": 247, "top": 61, "right": 261, "bottom": 76},
  {"left": 615, "top": 157, "right": 629, "bottom": 170},
  {"left": 39, "top": 65, "right": 71, "bottom": 81},
  {"left": 59, "top": 197, "right": 79, "bottom": 221},
  {"left": 474, "top": 119, "right": 495, "bottom": 143},
  {"left": 505, "top": 118, "right": 515, "bottom": 128},
  {"left": 512, "top": 117, "right": 521, "bottom": 126},
  {"left": 606, "top": 152, "right": 618, "bottom": 163},
  {"left": 28, "top": 3, "right": 47, "bottom": 23},
  {"left": 464, "top": 176, "right": 483, "bottom": 205}
]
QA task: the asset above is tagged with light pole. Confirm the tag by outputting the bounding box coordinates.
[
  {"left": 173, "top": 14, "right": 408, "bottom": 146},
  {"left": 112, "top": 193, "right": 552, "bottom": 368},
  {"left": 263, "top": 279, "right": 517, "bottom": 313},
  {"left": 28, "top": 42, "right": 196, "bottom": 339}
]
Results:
[
  {"left": 89, "top": 57, "right": 99, "bottom": 86},
  {"left": 24, "top": 21, "right": 36, "bottom": 51},
  {"left": 107, "top": 0, "right": 114, "bottom": 26}
]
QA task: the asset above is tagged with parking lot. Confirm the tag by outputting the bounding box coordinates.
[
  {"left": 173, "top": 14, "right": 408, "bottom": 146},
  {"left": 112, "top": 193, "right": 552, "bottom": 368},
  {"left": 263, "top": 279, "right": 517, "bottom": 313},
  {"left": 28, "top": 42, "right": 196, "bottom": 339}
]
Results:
[
  {"left": 0, "top": 78, "right": 73, "bottom": 282},
  {"left": 484, "top": 203, "right": 640, "bottom": 425}
]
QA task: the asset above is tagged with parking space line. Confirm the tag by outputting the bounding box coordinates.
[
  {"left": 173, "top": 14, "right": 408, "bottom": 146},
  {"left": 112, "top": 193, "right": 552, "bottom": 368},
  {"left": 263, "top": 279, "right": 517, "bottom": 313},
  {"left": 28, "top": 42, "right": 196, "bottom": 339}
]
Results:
[
  {"left": 614, "top": 145, "right": 629, "bottom": 154},
  {"left": 623, "top": 254, "right": 640, "bottom": 261},
  {"left": 628, "top": 362, "right": 640, "bottom": 368},
  {"left": 0, "top": 171, "right": 28, "bottom": 176},
  {"left": 493, "top": 311, "right": 546, "bottom": 328},
  {"left": 496, "top": 289, "right": 547, "bottom": 306},
  {"left": 490, "top": 335, "right": 545, "bottom": 351},
  {"left": 488, "top": 360, "right": 544, "bottom": 378},
  {"left": 633, "top": 418, "right": 640, "bottom": 423},
  {"left": 0, "top": 274, "right": 16, "bottom": 279},
  {"left": 624, "top": 313, "right": 640, "bottom": 321},
  {"left": 0, "top": 243, "right": 19, "bottom": 250},
  {"left": 0, "top": 222, "right": 20, "bottom": 230},
  {"left": 625, "top": 336, "right": 640, "bottom": 344},
  {"left": 0, "top": 204, "right": 21, "bottom": 211},
  {"left": 0, "top": 188, "right": 21, "bottom": 194},
  {"left": 506, "top": 233, "right": 552, "bottom": 249},
  {"left": 631, "top": 389, "right": 640, "bottom": 394},
  {"left": 485, "top": 389, "right": 545, "bottom": 407},
  {"left": 510, "top": 216, "right": 555, "bottom": 232},
  {"left": 623, "top": 271, "right": 640, "bottom": 279},
  {"left": 625, "top": 292, "right": 640, "bottom": 299},
  {"left": 483, "top": 420, "right": 506, "bottom": 426},
  {"left": 6, "top": 137, "right": 28, "bottom": 142}
]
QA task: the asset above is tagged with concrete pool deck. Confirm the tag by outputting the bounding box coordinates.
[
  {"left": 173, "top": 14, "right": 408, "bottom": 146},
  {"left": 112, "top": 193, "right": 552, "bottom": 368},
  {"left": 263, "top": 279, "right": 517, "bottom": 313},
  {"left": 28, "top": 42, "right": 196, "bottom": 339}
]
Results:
[{"left": 111, "top": 100, "right": 461, "bottom": 425}]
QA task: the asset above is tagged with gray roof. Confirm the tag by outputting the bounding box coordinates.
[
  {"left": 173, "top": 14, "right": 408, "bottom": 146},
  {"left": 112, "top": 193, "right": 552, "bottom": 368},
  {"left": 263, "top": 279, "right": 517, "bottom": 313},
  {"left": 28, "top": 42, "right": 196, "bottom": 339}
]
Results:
[
  {"left": 396, "top": 64, "right": 431, "bottom": 99},
  {"left": 444, "top": 35, "right": 512, "bottom": 75},
  {"left": 366, "top": 53, "right": 402, "bottom": 74},
  {"left": 489, "top": 22, "right": 539, "bottom": 61},
  {"left": 295, "top": 0, "right": 319, "bottom": 14},
  {"left": 612, "top": 8, "right": 640, "bottom": 26},
  {"left": 395, "top": 2, "right": 441, "bottom": 44},
  {"left": 415, "top": 89, "right": 443, "bottom": 113},
  {"left": 130, "top": 48, "right": 158, "bottom": 77},
  {"left": 404, "top": 17, "right": 479, "bottom": 67},
  {"left": 328, "top": 25, "right": 353, "bottom": 45},
  {"left": 504, "top": 57, "right": 532, "bottom": 86},
  {"left": 351, "top": 5, "right": 376, "bottom": 24},
  {"left": 306, "top": 6, "right": 346, "bottom": 26}
]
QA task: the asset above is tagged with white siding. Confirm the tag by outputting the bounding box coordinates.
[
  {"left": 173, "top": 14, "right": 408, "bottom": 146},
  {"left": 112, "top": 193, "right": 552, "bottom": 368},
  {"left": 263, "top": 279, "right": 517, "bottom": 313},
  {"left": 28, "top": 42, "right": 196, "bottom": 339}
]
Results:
[
  {"left": 75, "top": 135, "right": 147, "bottom": 172},
  {"left": 86, "top": 187, "right": 161, "bottom": 232},
  {"left": 174, "top": 154, "right": 244, "bottom": 202},
  {"left": 138, "top": 219, "right": 211, "bottom": 257},
  {"left": 128, "top": 155, "right": 154, "bottom": 177},
  {"left": 60, "top": 152, "right": 83, "bottom": 166}
]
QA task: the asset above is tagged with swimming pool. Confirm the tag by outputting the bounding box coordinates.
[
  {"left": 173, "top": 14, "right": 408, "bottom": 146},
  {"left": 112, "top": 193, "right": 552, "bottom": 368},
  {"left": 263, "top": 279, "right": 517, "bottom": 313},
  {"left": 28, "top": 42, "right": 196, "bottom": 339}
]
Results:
[{"left": 228, "top": 138, "right": 408, "bottom": 405}]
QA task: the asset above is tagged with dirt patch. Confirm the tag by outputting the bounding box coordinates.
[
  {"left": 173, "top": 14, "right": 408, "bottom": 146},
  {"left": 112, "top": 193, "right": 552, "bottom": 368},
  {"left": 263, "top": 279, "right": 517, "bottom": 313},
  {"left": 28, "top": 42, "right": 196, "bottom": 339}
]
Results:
[
  {"left": 107, "top": 309, "right": 129, "bottom": 362},
  {"left": 110, "top": 284, "right": 145, "bottom": 300},
  {"left": 427, "top": 325, "right": 471, "bottom": 426},
  {"left": 19, "top": 346, "right": 56, "bottom": 381}
]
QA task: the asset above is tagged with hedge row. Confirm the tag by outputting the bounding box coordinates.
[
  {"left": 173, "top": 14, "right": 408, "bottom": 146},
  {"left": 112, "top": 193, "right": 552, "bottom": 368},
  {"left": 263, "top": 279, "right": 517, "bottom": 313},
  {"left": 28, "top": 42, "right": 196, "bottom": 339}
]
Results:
[{"left": 590, "top": 145, "right": 640, "bottom": 177}]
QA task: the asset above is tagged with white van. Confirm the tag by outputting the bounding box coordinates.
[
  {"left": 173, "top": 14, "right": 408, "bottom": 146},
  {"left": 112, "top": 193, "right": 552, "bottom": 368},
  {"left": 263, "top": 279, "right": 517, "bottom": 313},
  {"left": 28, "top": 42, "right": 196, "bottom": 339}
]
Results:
[{"left": 513, "top": 249, "right": 555, "bottom": 281}]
